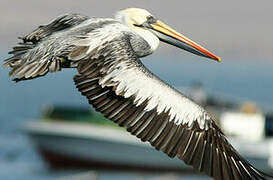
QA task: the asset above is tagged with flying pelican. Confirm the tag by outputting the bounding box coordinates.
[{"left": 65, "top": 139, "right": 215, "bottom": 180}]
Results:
[{"left": 3, "top": 8, "right": 272, "bottom": 180}]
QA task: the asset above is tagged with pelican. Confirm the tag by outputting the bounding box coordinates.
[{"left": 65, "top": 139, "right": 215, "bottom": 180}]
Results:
[{"left": 3, "top": 8, "right": 272, "bottom": 179}]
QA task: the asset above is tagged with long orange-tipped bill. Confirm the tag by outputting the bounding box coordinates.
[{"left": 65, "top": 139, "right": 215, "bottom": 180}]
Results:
[{"left": 149, "top": 20, "right": 221, "bottom": 62}]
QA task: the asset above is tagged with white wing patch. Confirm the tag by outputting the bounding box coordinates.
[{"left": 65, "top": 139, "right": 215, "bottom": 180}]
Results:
[{"left": 100, "top": 64, "right": 210, "bottom": 130}]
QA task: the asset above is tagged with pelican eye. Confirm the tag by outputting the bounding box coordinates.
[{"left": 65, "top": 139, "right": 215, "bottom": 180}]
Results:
[
  {"left": 133, "top": 22, "right": 152, "bottom": 29},
  {"left": 133, "top": 23, "right": 144, "bottom": 28},
  {"left": 146, "top": 15, "right": 157, "bottom": 24}
]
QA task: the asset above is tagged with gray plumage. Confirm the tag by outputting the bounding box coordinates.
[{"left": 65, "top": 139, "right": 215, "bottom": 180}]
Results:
[{"left": 3, "top": 12, "right": 272, "bottom": 180}]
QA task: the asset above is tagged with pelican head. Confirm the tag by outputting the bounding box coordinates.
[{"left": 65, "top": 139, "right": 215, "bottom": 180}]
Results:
[{"left": 116, "top": 8, "right": 221, "bottom": 61}]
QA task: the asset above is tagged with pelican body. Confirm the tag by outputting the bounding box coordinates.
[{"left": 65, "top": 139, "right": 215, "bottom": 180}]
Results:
[{"left": 3, "top": 8, "right": 271, "bottom": 180}]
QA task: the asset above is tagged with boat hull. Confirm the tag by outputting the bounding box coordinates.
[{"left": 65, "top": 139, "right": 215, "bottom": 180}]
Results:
[
  {"left": 26, "top": 121, "right": 191, "bottom": 172},
  {"left": 25, "top": 121, "right": 273, "bottom": 173}
]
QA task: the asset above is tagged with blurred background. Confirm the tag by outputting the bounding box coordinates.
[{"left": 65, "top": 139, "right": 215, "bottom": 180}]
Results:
[{"left": 1, "top": 0, "right": 273, "bottom": 179}]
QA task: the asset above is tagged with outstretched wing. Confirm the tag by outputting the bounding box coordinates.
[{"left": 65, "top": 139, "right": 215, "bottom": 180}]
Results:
[
  {"left": 3, "top": 14, "right": 117, "bottom": 82},
  {"left": 73, "top": 34, "right": 269, "bottom": 180},
  {"left": 3, "top": 14, "right": 90, "bottom": 82}
]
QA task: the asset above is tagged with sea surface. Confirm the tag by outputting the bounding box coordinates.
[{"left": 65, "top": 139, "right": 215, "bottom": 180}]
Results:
[{"left": 0, "top": 55, "right": 273, "bottom": 180}]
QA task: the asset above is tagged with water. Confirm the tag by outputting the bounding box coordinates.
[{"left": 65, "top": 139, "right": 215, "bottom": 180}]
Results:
[{"left": 1, "top": 55, "right": 273, "bottom": 179}]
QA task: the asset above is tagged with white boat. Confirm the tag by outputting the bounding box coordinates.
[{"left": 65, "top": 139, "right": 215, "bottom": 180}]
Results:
[
  {"left": 25, "top": 120, "right": 273, "bottom": 173},
  {"left": 25, "top": 121, "right": 190, "bottom": 172}
]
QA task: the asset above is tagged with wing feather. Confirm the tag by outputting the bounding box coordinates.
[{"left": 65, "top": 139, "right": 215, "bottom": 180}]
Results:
[
  {"left": 4, "top": 14, "right": 89, "bottom": 81},
  {"left": 3, "top": 14, "right": 121, "bottom": 82}
]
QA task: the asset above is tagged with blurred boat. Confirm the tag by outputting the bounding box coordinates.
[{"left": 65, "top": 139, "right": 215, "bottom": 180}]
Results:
[
  {"left": 25, "top": 120, "right": 191, "bottom": 172},
  {"left": 24, "top": 105, "right": 273, "bottom": 173},
  {"left": 25, "top": 106, "right": 192, "bottom": 172}
]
